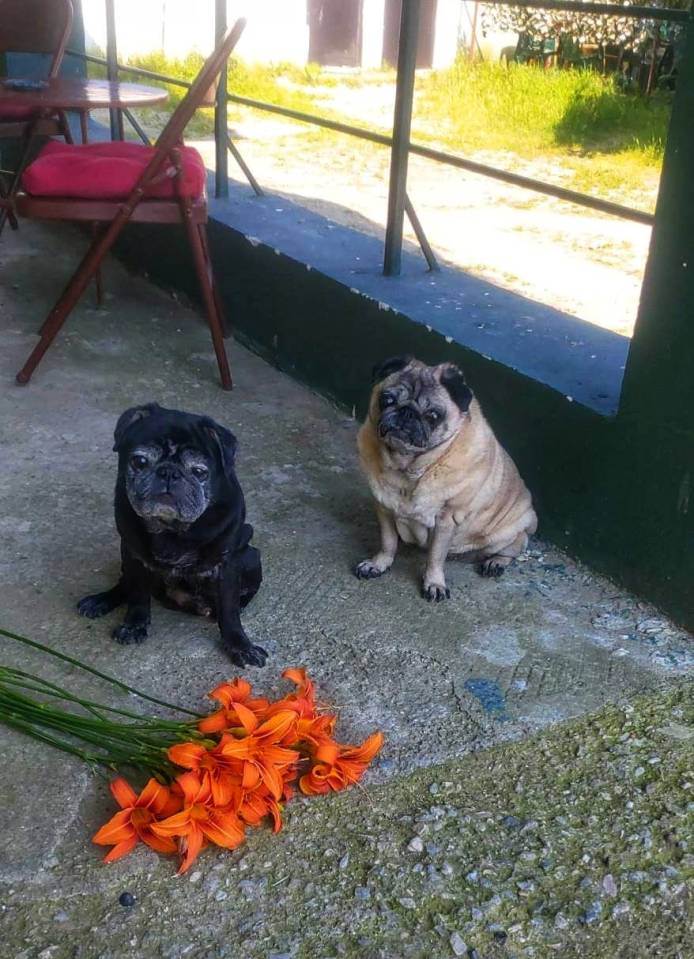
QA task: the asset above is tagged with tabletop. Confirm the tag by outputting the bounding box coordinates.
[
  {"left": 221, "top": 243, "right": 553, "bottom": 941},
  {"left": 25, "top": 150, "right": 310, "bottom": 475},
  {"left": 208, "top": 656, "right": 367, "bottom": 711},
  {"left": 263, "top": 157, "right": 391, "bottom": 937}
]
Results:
[{"left": 0, "top": 77, "right": 169, "bottom": 111}]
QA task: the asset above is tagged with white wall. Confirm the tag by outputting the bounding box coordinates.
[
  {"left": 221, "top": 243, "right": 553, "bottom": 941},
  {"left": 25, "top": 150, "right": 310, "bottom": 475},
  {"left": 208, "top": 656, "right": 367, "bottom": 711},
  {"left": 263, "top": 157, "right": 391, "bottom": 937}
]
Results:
[
  {"left": 81, "top": 0, "right": 308, "bottom": 64},
  {"left": 81, "top": 0, "right": 466, "bottom": 68},
  {"left": 361, "top": 0, "right": 386, "bottom": 69},
  {"left": 432, "top": 0, "right": 464, "bottom": 69}
]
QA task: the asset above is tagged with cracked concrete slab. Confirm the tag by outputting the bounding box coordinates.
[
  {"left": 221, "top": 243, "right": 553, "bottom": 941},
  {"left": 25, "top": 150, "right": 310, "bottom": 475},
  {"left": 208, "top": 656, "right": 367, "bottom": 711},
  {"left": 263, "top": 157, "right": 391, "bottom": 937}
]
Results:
[{"left": 0, "top": 222, "right": 691, "bottom": 957}]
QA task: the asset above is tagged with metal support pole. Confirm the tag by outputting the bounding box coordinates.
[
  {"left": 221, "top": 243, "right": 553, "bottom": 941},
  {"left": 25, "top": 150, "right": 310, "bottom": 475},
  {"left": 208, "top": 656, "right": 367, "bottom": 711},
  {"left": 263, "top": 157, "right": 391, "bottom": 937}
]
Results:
[
  {"left": 105, "top": 0, "right": 124, "bottom": 140},
  {"left": 383, "top": 0, "right": 421, "bottom": 276},
  {"left": 214, "top": 0, "right": 229, "bottom": 198},
  {"left": 227, "top": 134, "right": 264, "bottom": 196},
  {"left": 404, "top": 194, "right": 439, "bottom": 272}
]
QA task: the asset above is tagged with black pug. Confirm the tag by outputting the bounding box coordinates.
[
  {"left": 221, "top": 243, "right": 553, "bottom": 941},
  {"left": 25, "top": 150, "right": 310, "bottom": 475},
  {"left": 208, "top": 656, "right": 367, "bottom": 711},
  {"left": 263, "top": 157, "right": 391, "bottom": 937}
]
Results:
[{"left": 78, "top": 403, "right": 266, "bottom": 668}]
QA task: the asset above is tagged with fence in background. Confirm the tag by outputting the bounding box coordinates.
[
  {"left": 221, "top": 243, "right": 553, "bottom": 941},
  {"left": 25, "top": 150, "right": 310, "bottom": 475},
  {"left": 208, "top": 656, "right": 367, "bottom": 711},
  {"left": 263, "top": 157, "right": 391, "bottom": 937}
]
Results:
[{"left": 68, "top": 0, "right": 691, "bottom": 276}]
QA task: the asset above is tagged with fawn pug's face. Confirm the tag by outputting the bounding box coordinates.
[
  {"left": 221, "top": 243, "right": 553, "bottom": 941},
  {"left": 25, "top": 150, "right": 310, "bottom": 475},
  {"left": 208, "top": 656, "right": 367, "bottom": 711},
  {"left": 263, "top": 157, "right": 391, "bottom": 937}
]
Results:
[{"left": 372, "top": 357, "right": 473, "bottom": 455}]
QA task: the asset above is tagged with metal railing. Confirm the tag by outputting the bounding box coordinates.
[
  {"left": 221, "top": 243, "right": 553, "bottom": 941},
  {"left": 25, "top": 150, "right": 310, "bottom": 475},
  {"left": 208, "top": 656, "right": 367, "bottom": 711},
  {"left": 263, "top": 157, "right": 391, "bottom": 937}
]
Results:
[{"left": 68, "top": 0, "right": 691, "bottom": 276}]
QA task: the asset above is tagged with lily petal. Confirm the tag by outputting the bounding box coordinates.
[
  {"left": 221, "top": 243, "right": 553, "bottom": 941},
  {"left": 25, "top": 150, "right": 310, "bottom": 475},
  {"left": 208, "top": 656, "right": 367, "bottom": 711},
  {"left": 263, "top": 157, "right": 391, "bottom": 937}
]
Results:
[
  {"left": 92, "top": 809, "right": 135, "bottom": 846},
  {"left": 177, "top": 824, "right": 204, "bottom": 874},
  {"left": 102, "top": 833, "right": 139, "bottom": 863},
  {"left": 168, "top": 742, "right": 207, "bottom": 769},
  {"left": 109, "top": 777, "right": 138, "bottom": 810}
]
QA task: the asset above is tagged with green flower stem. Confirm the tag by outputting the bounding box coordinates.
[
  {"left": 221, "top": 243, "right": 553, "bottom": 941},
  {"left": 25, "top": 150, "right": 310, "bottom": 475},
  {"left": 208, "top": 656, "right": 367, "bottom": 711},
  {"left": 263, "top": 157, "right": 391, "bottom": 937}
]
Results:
[
  {"left": 0, "top": 626, "right": 203, "bottom": 717},
  {"left": 2, "top": 668, "right": 200, "bottom": 727}
]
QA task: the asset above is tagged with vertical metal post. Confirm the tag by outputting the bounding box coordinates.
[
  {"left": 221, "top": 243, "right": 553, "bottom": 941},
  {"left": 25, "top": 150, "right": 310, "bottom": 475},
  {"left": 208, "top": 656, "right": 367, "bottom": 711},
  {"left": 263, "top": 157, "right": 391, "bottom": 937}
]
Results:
[
  {"left": 105, "top": 0, "right": 124, "bottom": 140},
  {"left": 214, "top": 0, "right": 229, "bottom": 198},
  {"left": 383, "top": 0, "right": 421, "bottom": 276}
]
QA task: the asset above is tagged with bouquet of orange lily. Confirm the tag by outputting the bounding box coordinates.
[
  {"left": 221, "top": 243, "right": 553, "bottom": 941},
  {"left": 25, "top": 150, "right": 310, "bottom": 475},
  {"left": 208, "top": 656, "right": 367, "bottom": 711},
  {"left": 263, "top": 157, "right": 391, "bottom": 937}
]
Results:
[{"left": 0, "top": 627, "right": 383, "bottom": 875}]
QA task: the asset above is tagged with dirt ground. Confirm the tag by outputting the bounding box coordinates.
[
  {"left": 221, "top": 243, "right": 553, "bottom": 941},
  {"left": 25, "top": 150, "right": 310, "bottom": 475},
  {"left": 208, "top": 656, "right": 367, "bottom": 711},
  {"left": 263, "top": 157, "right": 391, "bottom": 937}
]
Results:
[
  {"left": 99, "top": 74, "right": 658, "bottom": 339},
  {"left": 212, "top": 76, "right": 656, "bottom": 339}
]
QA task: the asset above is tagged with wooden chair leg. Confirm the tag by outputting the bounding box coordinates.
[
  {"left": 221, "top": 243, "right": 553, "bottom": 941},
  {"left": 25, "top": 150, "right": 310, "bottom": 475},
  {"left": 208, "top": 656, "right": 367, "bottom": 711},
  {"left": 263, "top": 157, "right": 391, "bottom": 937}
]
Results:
[
  {"left": 58, "top": 110, "right": 74, "bottom": 145},
  {"left": 79, "top": 110, "right": 89, "bottom": 144},
  {"left": 17, "top": 214, "right": 128, "bottom": 384},
  {"left": 198, "top": 223, "right": 230, "bottom": 338},
  {"left": 182, "top": 212, "right": 232, "bottom": 390}
]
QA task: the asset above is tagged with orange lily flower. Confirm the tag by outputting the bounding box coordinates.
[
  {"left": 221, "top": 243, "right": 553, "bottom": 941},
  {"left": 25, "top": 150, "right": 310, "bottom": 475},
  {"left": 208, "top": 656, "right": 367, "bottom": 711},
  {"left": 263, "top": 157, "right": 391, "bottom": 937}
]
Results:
[
  {"left": 219, "top": 710, "right": 300, "bottom": 800},
  {"left": 151, "top": 771, "right": 245, "bottom": 874},
  {"left": 238, "top": 784, "right": 285, "bottom": 833},
  {"left": 299, "top": 732, "right": 384, "bottom": 796},
  {"left": 92, "top": 777, "right": 181, "bottom": 862},
  {"left": 198, "top": 677, "right": 270, "bottom": 735},
  {"left": 264, "top": 667, "right": 317, "bottom": 723},
  {"left": 167, "top": 740, "right": 242, "bottom": 807}
]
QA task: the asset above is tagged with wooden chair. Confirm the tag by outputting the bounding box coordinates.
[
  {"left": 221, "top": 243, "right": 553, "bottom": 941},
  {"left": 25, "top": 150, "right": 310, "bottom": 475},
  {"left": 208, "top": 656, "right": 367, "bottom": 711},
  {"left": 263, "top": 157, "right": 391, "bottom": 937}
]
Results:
[
  {"left": 14, "top": 19, "right": 247, "bottom": 391},
  {"left": 0, "top": 0, "right": 74, "bottom": 235}
]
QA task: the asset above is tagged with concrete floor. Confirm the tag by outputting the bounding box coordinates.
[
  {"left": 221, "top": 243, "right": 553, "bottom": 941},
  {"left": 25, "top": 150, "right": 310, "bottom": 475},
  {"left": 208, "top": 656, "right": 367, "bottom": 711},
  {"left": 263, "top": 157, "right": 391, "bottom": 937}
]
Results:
[{"left": 0, "top": 222, "right": 691, "bottom": 959}]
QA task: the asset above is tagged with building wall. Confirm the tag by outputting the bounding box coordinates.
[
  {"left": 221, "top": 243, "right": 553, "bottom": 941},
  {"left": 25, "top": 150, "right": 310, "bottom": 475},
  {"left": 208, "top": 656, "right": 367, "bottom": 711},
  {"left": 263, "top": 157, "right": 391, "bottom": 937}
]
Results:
[
  {"left": 81, "top": 0, "right": 309, "bottom": 63},
  {"left": 362, "top": 0, "right": 386, "bottom": 69},
  {"left": 81, "top": 0, "right": 463, "bottom": 68}
]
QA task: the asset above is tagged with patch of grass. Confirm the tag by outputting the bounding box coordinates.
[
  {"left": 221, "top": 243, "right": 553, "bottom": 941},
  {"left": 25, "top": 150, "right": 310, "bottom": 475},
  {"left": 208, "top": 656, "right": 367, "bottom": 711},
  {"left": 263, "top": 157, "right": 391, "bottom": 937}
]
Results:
[
  {"left": 110, "top": 52, "right": 321, "bottom": 136},
  {"left": 415, "top": 56, "right": 672, "bottom": 185}
]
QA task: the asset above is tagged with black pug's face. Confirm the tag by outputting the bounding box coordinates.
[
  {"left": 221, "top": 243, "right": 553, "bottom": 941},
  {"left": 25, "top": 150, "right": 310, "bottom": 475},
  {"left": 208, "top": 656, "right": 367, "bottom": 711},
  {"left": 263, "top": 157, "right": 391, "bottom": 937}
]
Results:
[
  {"left": 371, "top": 357, "right": 473, "bottom": 454},
  {"left": 113, "top": 404, "right": 237, "bottom": 528},
  {"left": 125, "top": 439, "right": 212, "bottom": 525}
]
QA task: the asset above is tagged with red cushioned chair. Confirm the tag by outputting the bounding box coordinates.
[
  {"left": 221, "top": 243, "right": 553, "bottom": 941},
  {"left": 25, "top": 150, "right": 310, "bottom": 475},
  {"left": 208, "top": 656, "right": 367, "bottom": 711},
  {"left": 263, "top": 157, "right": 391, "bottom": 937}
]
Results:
[
  {"left": 15, "top": 19, "right": 247, "bottom": 391},
  {"left": 0, "top": 0, "right": 74, "bottom": 235}
]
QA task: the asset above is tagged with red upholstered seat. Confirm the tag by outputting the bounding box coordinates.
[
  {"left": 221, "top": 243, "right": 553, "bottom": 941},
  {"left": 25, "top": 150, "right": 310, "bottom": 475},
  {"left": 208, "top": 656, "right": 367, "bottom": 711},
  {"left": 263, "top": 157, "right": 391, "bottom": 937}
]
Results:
[
  {"left": 22, "top": 140, "right": 207, "bottom": 200},
  {"left": 0, "top": 102, "right": 43, "bottom": 121}
]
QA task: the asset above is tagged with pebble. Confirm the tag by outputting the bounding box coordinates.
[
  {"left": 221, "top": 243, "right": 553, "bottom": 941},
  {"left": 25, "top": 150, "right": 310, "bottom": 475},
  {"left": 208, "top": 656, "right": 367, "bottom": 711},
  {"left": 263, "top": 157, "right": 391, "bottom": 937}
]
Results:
[
  {"left": 502, "top": 815, "right": 522, "bottom": 829},
  {"left": 118, "top": 892, "right": 135, "bottom": 908},
  {"left": 188, "top": 871, "right": 202, "bottom": 884},
  {"left": 52, "top": 911, "right": 69, "bottom": 923},
  {"left": 554, "top": 912, "right": 570, "bottom": 929},
  {"left": 354, "top": 886, "right": 371, "bottom": 900},
  {"left": 612, "top": 901, "right": 631, "bottom": 918},
  {"left": 602, "top": 874, "right": 618, "bottom": 897},
  {"left": 339, "top": 853, "right": 350, "bottom": 870},
  {"left": 581, "top": 900, "right": 603, "bottom": 924},
  {"left": 449, "top": 931, "right": 468, "bottom": 956},
  {"left": 441, "top": 862, "right": 454, "bottom": 877},
  {"left": 398, "top": 897, "right": 416, "bottom": 910},
  {"left": 214, "top": 890, "right": 227, "bottom": 902},
  {"left": 407, "top": 836, "right": 424, "bottom": 854},
  {"left": 429, "top": 783, "right": 440, "bottom": 795},
  {"left": 517, "top": 880, "right": 536, "bottom": 893}
]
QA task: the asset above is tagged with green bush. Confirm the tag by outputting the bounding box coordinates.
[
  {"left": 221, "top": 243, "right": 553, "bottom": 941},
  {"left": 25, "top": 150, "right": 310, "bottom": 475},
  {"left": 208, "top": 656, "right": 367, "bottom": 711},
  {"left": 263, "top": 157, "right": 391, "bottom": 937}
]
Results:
[{"left": 416, "top": 57, "right": 671, "bottom": 161}]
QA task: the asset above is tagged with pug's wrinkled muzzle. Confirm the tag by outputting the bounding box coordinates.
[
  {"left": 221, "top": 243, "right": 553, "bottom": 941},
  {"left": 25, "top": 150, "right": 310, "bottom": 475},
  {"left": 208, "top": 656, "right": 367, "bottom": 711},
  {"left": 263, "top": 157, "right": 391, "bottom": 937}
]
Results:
[{"left": 378, "top": 407, "right": 427, "bottom": 448}]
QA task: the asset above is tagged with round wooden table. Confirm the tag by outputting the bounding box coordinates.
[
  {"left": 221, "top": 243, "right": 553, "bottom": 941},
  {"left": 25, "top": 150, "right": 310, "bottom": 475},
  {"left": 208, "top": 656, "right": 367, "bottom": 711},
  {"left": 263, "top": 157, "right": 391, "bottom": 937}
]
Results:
[
  {"left": 0, "top": 78, "right": 169, "bottom": 141},
  {"left": 0, "top": 77, "right": 168, "bottom": 111}
]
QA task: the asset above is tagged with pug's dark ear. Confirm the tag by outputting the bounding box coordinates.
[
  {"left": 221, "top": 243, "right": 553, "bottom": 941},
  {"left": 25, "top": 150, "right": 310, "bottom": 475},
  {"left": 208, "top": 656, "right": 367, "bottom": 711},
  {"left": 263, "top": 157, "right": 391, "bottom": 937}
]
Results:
[
  {"left": 439, "top": 364, "right": 473, "bottom": 413},
  {"left": 202, "top": 418, "right": 238, "bottom": 473},
  {"left": 113, "top": 403, "right": 160, "bottom": 451},
  {"left": 372, "top": 355, "right": 413, "bottom": 384}
]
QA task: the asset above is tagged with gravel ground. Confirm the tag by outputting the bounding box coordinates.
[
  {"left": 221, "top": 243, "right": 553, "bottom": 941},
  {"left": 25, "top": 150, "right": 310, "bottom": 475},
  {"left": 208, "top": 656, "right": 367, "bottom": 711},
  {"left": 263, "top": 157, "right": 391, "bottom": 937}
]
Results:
[{"left": 2, "top": 681, "right": 691, "bottom": 958}]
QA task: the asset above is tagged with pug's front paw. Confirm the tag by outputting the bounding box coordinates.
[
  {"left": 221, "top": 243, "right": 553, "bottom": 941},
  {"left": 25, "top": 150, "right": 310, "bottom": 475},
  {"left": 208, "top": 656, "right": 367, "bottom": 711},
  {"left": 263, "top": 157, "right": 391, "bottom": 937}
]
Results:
[
  {"left": 112, "top": 622, "right": 148, "bottom": 645},
  {"left": 355, "top": 559, "right": 389, "bottom": 579},
  {"left": 422, "top": 578, "right": 450, "bottom": 603},
  {"left": 223, "top": 639, "right": 268, "bottom": 668},
  {"left": 78, "top": 592, "right": 115, "bottom": 619}
]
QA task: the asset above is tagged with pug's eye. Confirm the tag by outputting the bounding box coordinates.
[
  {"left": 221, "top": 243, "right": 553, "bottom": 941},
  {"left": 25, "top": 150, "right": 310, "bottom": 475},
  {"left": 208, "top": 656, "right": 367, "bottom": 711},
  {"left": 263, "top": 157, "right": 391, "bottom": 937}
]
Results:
[
  {"left": 380, "top": 392, "right": 396, "bottom": 408},
  {"left": 425, "top": 410, "right": 442, "bottom": 426},
  {"left": 191, "top": 465, "right": 209, "bottom": 480},
  {"left": 130, "top": 454, "right": 148, "bottom": 470}
]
